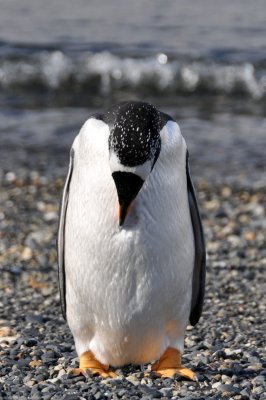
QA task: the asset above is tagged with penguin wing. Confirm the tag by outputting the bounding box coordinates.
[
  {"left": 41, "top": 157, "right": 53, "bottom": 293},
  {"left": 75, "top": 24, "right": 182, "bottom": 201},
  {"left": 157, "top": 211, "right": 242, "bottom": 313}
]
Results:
[
  {"left": 186, "top": 151, "right": 206, "bottom": 326},
  {"left": 57, "top": 148, "right": 74, "bottom": 320}
]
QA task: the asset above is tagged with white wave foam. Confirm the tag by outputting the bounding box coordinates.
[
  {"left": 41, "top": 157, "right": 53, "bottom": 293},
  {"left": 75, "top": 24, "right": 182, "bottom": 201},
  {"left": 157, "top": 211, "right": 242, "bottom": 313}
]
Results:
[
  {"left": 0, "top": 51, "right": 264, "bottom": 99},
  {"left": 40, "top": 51, "right": 73, "bottom": 88}
]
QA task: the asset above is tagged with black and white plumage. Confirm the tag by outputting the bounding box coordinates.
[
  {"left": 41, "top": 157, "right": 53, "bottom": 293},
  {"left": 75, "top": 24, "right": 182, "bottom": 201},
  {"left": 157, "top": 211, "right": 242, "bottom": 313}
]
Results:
[{"left": 58, "top": 101, "right": 205, "bottom": 368}]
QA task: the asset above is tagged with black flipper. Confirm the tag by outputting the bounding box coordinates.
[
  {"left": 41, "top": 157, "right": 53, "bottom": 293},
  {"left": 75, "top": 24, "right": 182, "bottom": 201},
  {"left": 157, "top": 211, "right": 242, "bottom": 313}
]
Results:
[
  {"left": 186, "top": 151, "right": 206, "bottom": 326},
  {"left": 57, "top": 148, "right": 74, "bottom": 320}
]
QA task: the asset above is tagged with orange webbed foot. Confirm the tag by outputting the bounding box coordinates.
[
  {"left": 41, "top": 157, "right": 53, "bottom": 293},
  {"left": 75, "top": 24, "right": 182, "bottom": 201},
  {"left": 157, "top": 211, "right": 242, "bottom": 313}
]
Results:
[
  {"left": 68, "top": 351, "right": 118, "bottom": 379},
  {"left": 151, "top": 347, "right": 197, "bottom": 381}
]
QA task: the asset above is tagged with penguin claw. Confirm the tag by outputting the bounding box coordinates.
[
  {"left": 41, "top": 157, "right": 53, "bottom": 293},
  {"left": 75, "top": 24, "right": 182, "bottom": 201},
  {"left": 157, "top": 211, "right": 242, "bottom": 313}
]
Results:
[
  {"left": 68, "top": 367, "right": 91, "bottom": 378},
  {"left": 152, "top": 367, "right": 197, "bottom": 381},
  {"left": 68, "top": 350, "right": 118, "bottom": 379},
  {"left": 68, "top": 367, "right": 117, "bottom": 379},
  {"left": 99, "top": 370, "right": 118, "bottom": 379}
]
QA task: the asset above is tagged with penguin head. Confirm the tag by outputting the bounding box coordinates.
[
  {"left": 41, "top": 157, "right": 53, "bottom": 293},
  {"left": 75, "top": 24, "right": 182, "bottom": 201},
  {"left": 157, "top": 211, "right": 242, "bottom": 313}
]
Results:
[{"left": 108, "top": 102, "right": 162, "bottom": 226}]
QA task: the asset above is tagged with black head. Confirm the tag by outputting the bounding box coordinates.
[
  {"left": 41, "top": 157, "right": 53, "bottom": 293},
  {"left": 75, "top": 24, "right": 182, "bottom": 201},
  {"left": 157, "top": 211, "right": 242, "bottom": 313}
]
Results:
[
  {"left": 108, "top": 101, "right": 162, "bottom": 168},
  {"left": 99, "top": 101, "right": 172, "bottom": 225}
]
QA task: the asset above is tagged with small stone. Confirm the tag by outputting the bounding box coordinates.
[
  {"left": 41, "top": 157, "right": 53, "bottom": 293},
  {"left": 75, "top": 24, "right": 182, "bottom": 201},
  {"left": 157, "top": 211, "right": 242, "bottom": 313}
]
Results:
[
  {"left": 117, "top": 389, "right": 127, "bottom": 396},
  {"left": 218, "top": 384, "right": 240, "bottom": 393},
  {"left": 42, "top": 395, "right": 54, "bottom": 400},
  {"left": 10, "top": 266, "right": 22, "bottom": 275},
  {"left": 21, "top": 247, "right": 33, "bottom": 261},
  {"left": 5, "top": 172, "right": 16, "bottom": 182},
  {"left": 244, "top": 271, "right": 256, "bottom": 280},
  {"left": 44, "top": 211, "right": 58, "bottom": 221},
  {"left": 58, "top": 368, "right": 67, "bottom": 378},
  {"left": 240, "top": 388, "right": 250, "bottom": 398},
  {"left": 0, "top": 327, "right": 12, "bottom": 337},
  {"left": 159, "top": 387, "right": 173, "bottom": 397},
  {"left": 126, "top": 375, "right": 139, "bottom": 385},
  {"left": 28, "top": 277, "right": 49, "bottom": 290},
  {"left": 215, "top": 208, "right": 228, "bottom": 218},
  {"left": 24, "top": 338, "right": 38, "bottom": 347},
  {"left": 247, "top": 363, "right": 262, "bottom": 371},
  {"left": 29, "top": 360, "right": 42, "bottom": 368},
  {"left": 221, "top": 186, "right": 232, "bottom": 198},
  {"left": 221, "top": 374, "right": 231, "bottom": 382},
  {"left": 252, "top": 375, "right": 265, "bottom": 385},
  {"left": 25, "top": 380, "right": 36, "bottom": 388},
  {"left": 244, "top": 231, "right": 256, "bottom": 241},
  {"left": 139, "top": 385, "right": 162, "bottom": 398},
  {"left": 31, "top": 394, "right": 41, "bottom": 400},
  {"left": 252, "top": 386, "right": 264, "bottom": 395},
  {"left": 26, "top": 314, "right": 44, "bottom": 323}
]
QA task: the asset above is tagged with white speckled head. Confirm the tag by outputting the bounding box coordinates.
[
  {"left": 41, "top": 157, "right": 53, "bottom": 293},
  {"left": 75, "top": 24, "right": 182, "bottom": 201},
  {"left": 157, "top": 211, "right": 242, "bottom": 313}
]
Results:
[{"left": 108, "top": 102, "right": 161, "bottom": 171}]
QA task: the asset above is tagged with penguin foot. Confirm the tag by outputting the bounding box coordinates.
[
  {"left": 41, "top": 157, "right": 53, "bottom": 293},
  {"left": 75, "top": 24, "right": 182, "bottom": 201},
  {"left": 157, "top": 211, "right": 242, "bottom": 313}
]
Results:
[
  {"left": 69, "top": 351, "right": 117, "bottom": 379},
  {"left": 151, "top": 347, "right": 197, "bottom": 381}
]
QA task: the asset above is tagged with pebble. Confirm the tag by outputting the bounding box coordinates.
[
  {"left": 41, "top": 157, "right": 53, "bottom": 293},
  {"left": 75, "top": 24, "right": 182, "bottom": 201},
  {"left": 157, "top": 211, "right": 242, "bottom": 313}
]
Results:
[{"left": 21, "top": 247, "right": 33, "bottom": 261}]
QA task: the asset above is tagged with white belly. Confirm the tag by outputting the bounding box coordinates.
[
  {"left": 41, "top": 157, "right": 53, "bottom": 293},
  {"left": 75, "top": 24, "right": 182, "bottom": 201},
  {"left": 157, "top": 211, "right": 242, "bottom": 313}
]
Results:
[{"left": 65, "top": 155, "right": 194, "bottom": 367}]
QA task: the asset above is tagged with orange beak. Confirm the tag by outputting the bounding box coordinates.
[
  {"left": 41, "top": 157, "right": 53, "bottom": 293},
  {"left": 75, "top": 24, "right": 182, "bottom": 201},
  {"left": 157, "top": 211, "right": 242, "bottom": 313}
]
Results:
[{"left": 117, "top": 202, "right": 132, "bottom": 226}]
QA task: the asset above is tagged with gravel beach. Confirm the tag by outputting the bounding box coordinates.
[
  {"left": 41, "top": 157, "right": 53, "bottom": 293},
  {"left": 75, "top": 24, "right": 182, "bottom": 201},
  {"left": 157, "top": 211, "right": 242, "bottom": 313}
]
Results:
[{"left": 0, "top": 167, "right": 265, "bottom": 400}]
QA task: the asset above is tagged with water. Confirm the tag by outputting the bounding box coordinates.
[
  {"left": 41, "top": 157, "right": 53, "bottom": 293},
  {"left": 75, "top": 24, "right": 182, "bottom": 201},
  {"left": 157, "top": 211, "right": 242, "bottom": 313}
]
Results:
[{"left": 1, "top": 0, "right": 266, "bottom": 184}]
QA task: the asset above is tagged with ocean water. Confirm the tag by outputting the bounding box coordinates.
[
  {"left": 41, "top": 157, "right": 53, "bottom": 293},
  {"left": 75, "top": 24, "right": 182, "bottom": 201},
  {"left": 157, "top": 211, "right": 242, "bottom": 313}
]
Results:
[{"left": 0, "top": 0, "right": 266, "bottom": 184}]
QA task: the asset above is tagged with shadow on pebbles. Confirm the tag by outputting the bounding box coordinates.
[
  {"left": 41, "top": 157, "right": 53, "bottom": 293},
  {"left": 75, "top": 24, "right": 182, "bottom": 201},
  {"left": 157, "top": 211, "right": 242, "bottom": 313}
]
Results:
[{"left": 0, "top": 171, "right": 265, "bottom": 400}]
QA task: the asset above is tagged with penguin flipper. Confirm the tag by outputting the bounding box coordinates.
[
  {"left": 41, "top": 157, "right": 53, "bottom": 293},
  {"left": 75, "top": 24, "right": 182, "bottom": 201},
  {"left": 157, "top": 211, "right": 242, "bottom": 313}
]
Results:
[
  {"left": 186, "top": 151, "right": 206, "bottom": 326},
  {"left": 57, "top": 148, "right": 74, "bottom": 320}
]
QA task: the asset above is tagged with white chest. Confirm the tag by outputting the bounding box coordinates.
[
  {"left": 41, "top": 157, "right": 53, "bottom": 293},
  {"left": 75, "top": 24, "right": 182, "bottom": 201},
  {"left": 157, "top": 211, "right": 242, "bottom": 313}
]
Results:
[{"left": 64, "top": 151, "right": 194, "bottom": 365}]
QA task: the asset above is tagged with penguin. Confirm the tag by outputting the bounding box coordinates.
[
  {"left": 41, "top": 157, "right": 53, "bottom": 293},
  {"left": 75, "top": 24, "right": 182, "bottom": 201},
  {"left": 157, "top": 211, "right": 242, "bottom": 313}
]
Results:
[{"left": 58, "top": 101, "right": 206, "bottom": 380}]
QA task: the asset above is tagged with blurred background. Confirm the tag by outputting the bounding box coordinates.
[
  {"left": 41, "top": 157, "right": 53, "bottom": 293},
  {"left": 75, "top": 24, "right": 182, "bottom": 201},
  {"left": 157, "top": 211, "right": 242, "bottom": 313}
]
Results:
[{"left": 0, "top": 0, "right": 266, "bottom": 184}]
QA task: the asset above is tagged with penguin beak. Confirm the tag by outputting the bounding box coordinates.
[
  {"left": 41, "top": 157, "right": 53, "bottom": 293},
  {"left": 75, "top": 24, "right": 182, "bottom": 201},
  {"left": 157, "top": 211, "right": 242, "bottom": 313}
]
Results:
[
  {"left": 118, "top": 202, "right": 131, "bottom": 226},
  {"left": 112, "top": 171, "right": 144, "bottom": 226}
]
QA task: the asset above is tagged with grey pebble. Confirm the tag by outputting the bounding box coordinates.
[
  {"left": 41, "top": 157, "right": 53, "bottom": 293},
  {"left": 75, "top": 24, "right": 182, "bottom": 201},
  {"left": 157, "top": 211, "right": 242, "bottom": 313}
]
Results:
[
  {"left": 217, "top": 383, "right": 240, "bottom": 393},
  {"left": 31, "top": 394, "right": 42, "bottom": 400},
  {"left": 24, "top": 338, "right": 38, "bottom": 347},
  {"left": 42, "top": 395, "right": 54, "bottom": 400},
  {"left": 61, "top": 395, "right": 81, "bottom": 400},
  {"left": 139, "top": 384, "right": 162, "bottom": 397},
  {"left": 240, "top": 388, "right": 251, "bottom": 398},
  {"left": 94, "top": 391, "right": 104, "bottom": 400},
  {"left": 159, "top": 387, "right": 173, "bottom": 397},
  {"left": 252, "top": 375, "right": 265, "bottom": 385}
]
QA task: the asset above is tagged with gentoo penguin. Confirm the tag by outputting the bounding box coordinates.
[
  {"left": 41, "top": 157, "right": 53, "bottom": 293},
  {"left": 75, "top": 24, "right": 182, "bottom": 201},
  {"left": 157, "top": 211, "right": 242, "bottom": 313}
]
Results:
[{"left": 58, "top": 101, "right": 205, "bottom": 380}]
